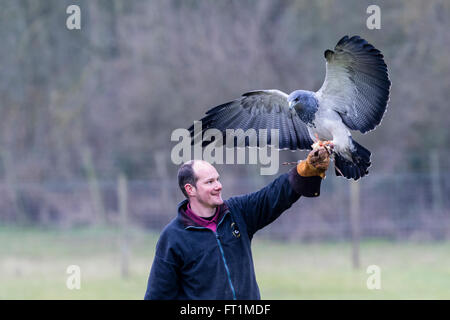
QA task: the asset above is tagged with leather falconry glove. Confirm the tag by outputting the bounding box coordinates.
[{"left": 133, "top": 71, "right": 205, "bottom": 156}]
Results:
[{"left": 297, "top": 146, "right": 331, "bottom": 179}]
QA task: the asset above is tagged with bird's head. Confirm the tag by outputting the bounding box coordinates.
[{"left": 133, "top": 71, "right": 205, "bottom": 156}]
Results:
[{"left": 287, "top": 90, "right": 319, "bottom": 125}]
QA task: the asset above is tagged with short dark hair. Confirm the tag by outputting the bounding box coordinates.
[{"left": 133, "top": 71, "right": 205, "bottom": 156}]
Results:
[{"left": 177, "top": 160, "right": 198, "bottom": 198}]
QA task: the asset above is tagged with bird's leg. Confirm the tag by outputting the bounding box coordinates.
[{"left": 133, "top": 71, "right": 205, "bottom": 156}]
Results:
[
  {"left": 311, "top": 133, "right": 321, "bottom": 149},
  {"left": 321, "top": 140, "right": 334, "bottom": 155},
  {"left": 310, "top": 135, "right": 346, "bottom": 176},
  {"left": 332, "top": 154, "right": 345, "bottom": 177},
  {"left": 311, "top": 134, "right": 334, "bottom": 155},
  {"left": 283, "top": 136, "right": 335, "bottom": 167},
  {"left": 335, "top": 166, "right": 344, "bottom": 177}
]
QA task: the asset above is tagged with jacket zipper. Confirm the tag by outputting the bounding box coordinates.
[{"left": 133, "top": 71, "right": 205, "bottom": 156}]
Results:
[
  {"left": 215, "top": 232, "right": 237, "bottom": 300},
  {"left": 185, "top": 211, "right": 237, "bottom": 300}
]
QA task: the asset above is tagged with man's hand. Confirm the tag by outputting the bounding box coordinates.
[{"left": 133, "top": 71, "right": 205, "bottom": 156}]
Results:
[{"left": 297, "top": 146, "right": 331, "bottom": 178}]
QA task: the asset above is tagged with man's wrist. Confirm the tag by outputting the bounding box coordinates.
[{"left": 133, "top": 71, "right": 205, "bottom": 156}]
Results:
[{"left": 288, "top": 167, "right": 322, "bottom": 197}]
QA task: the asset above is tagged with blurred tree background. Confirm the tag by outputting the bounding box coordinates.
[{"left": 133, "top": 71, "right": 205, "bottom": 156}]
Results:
[{"left": 0, "top": 0, "right": 449, "bottom": 237}]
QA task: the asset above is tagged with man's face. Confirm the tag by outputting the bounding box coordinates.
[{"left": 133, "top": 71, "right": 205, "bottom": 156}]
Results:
[{"left": 187, "top": 161, "right": 223, "bottom": 208}]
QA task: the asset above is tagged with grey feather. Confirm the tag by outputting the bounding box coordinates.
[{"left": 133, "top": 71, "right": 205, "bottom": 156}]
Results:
[
  {"left": 316, "top": 35, "right": 391, "bottom": 133},
  {"left": 189, "top": 90, "right": 314, "bottom": 150}
]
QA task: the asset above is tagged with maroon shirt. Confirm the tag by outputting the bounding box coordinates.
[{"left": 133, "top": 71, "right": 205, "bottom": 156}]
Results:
[{"left": 184, "top": 203, "right": 220, "bottom": 232}]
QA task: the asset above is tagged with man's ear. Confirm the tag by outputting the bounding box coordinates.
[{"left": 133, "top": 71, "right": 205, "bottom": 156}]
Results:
[{"left": 184, "top": 184, "right": 195, "bottom": 197}]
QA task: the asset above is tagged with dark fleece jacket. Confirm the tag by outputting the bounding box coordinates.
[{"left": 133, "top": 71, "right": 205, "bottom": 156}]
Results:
[{"left": 144, "top": 168, "right": 322, "bottom": 300}]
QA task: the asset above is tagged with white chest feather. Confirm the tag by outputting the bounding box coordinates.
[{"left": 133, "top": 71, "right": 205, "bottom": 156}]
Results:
[{"left": 308, "top": 110, "right": 352, "bottom": 154}]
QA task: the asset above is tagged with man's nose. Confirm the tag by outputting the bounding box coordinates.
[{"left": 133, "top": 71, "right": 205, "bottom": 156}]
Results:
[{"left": 215, "top": 181, "right": 222, "bottom": 191}]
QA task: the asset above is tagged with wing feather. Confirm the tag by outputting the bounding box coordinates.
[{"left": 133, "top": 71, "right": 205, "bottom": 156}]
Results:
[
  {"left": 189, "top": 90, "right": 314, "bottom": 150},
  {"left": 316, "top": 35, "right": 391, "bottom": 133}
]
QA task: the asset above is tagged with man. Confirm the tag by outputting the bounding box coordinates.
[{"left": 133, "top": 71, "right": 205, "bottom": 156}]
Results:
[{"left": 144, "top": 146, "right": 330, "bottom": 300}]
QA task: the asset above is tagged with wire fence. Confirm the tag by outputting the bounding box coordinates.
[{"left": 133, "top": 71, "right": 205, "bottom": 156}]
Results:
[{"left": 1, "top": 170, "right": 449, "bottom": 242}]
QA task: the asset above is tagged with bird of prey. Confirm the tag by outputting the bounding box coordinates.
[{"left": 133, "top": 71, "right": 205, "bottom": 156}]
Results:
[{"left": 189, "top": 35, "right": 391, "bottom": 180}]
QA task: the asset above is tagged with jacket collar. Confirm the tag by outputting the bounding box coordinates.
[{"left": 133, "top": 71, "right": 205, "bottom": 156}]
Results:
[{"left": 177, "top": 199, "right": 229, "bottom": 229}]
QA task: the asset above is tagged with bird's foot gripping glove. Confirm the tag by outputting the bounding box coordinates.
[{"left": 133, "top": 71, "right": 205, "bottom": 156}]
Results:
[
  {"left": 297, "top": 145, "right": 331, "bottom": 179},
  {"left": 311, "top": 140, "right": 334, "bottom": 155}
]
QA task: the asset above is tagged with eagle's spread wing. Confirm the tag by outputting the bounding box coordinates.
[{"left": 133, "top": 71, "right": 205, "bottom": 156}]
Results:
[
  {"left": 189, "top": 90, "right": 313, "bottom": 150},
  {"left": 316, "top": 35, "right": 391, "bottom": 133}
]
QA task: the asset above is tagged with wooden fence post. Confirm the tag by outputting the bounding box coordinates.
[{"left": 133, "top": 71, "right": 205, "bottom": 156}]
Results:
[
  {"left": 430, "top": 150, "right": 443, "bottom": 214},
  {"left": 155, "top": 152, "right": 170, "bottom": 212},
  {"left": 0, "top": 150, "right": 26, "bottom": 224},
  {"left": 118, "top": 172, "right": 129, "bottom": 279},
  {"left": 82, "top": 146, "right": 106, "bottom": 224},
  {"left": 350, "top": 180, "right": 361, "bottom": 269}
]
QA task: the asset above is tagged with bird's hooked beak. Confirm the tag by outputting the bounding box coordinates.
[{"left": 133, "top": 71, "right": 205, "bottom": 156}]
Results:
[{"left": 288, "top": 100, "right": 294, "bottom": 110}]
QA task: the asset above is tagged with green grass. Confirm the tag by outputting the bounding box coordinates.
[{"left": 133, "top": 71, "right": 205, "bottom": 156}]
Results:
[
  {"left": 253, "top": 239, "right": 450, "bottom": 299},
  {"left": 1, "top": 226, "right": 449, "bottom": 299}
]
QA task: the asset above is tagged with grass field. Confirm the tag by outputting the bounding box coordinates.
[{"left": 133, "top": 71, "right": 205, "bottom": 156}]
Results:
[{"left": 1, "top": 226, "right": 449, "bottom": 299}]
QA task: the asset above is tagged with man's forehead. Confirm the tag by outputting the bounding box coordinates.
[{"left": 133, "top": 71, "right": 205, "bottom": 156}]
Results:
[{"left": 192, "top": 160, "right": 219, "bottom": 179}]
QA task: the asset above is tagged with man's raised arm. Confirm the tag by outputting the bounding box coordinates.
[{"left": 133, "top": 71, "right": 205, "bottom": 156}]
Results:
[{"left": 225, "top": 146, "right": 330, "bottom": 238}]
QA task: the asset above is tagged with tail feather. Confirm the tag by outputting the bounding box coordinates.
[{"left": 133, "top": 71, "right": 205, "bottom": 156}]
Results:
[{"left": 334, "top": 139, "right": 371, "bottom": 180}]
